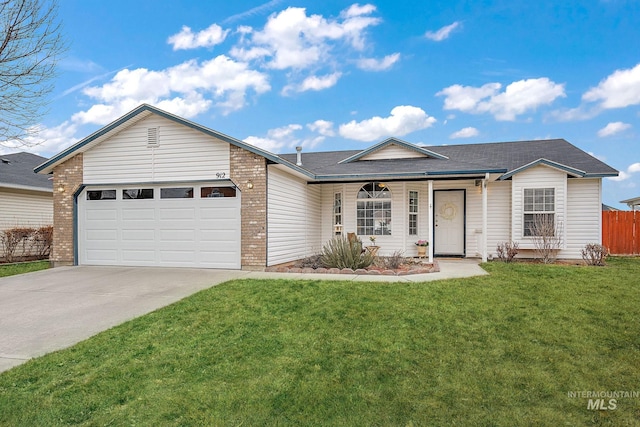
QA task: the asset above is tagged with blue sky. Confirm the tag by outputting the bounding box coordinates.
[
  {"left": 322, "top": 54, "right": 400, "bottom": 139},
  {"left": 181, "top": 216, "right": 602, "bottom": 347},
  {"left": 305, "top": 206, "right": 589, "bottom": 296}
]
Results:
[{"left": 5, "top": 0, "right": 640, "bottom": 208}]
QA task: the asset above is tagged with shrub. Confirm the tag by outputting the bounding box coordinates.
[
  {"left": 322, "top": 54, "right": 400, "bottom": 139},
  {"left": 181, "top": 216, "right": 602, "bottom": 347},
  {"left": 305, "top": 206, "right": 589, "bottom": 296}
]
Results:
[
  {"left": 581, "top": 243, "right": 608, "bottom": 266},
  {"left": 32, "top": 225, "right": 53, "bottom": 258},
  {"left": 1, "top": 227, "right": 35, "bottom": 263},
  {"left": 496, "top": 241, "right": 519, "bottom": 262},
  {"left": 530, "top": 215, "right": 563, "bottom": 264},
  {"left": 376, "top": 250, "right": 405, "bottom": 270},
  {"left": 321, "top": 236, "right": 374, "bottom": 270}
]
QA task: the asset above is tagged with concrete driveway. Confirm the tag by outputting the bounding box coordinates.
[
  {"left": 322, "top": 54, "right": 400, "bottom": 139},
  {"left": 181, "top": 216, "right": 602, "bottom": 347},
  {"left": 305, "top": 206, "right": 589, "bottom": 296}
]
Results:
[{"left": 0, "top": 266, "right": 247, "bottom": 373}]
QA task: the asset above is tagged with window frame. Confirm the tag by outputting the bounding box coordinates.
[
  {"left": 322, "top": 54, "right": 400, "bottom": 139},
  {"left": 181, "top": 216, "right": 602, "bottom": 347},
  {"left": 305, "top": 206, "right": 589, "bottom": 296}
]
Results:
[
  {"left": 356, "top": 182, "right": 392, "bottom": 236},
  {"left": 333, "top": 192, "right": 342, "bottom": 236},
  {"left": 523, "top": 187, "right": 555, "bottom": 237},
  {"left": 408, "top": 190, "right": 418, "bottom": 236}
]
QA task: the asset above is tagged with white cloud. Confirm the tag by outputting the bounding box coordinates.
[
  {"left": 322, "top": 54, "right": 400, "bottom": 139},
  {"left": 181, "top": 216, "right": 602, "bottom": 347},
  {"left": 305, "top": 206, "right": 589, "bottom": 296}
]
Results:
[
  {"left": 282, "top": 72, "right": 342, "bottom": 95},
  {"left": 244, "top": 123, "right": 324, "bottom": 152},
  {"left": 583, "top": 63, "right": 640, "bottom": 109},
  {"left": 357, "top": 53, "right": 400, "bottom": 71},
  {"left": 437, "top": 78, "right": 565, "bottom": 121},
  {"left": 449, "top": 127, "right": 479, "bottom": 139},
  {"left": 75, "top": 55, "right": 270, "bottom": 125},
  {"left": 597, "top": 121, "right": 631, "bottom": 137},
  {"left": 307, "top": 119, "right": 335, "bottom": 136},
  {"left": 339, "top": 105, "right": 436, "bottom": 142},
  {"left": 0, "top": 121, "right": 81, "bottom": 157},
  {"left": 231, "top": 5, "right": 380, "bottom": 70},
  {"left": 168, "top": 24, "right": 229, "bottom": 50},
  {"left": 425, "top": 22, "right": 460, "bottom": 41},
  {"left": 608, "top": 162, "right": 640, "bottom": 181}
]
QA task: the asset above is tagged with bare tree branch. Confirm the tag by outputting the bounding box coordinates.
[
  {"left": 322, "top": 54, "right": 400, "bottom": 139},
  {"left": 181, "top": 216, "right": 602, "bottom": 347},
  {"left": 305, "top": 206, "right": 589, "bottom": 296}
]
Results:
[{"left": 0, "top": 0, "right": 66, "bottom": 146}]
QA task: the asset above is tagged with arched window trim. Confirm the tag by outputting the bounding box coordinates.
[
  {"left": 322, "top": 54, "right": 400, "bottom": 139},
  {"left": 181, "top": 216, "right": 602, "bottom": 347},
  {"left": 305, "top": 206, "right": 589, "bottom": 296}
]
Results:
[{"left": 356, "top": 182, "right": 392, "bottom": 236}]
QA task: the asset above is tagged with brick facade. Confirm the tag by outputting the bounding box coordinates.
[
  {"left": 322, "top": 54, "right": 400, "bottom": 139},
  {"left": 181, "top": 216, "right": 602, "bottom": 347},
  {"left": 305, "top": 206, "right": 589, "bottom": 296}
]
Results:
[
  {"left": 51, "top": 153, "right": 83, "bottom": 266},
  {"left": 230, "top": 145, "right": 268, "bottom": 269}
]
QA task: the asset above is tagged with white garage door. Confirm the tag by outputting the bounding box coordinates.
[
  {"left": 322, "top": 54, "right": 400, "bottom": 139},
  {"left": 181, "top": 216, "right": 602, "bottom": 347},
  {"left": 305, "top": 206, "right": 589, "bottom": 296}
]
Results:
[{"left": 78, "top": 183, "right": 241, "bottom": 269}]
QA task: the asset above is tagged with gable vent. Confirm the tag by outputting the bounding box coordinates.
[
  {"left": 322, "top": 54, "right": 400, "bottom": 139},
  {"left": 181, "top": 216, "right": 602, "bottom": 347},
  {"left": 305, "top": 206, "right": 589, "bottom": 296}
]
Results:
[{"left": 147, "top": 127, "right": 159, "bottom": 147}]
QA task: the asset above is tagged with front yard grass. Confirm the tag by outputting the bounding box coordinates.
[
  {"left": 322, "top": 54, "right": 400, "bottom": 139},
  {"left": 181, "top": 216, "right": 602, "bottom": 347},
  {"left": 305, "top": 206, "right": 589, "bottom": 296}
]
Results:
[
  {"left": 0, "top": 260, "right": 49, "bottom": 278},
  {"left": 0, "top": 258, "right": 639, "bottom": 425}
]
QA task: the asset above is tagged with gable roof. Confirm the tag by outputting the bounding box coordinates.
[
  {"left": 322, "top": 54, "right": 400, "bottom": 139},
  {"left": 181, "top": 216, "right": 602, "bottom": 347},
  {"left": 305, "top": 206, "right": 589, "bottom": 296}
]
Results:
[
  {"left": 0, "top": 152, "right": 52, "bottom": 192},
  {"left": 34, "top": 104, "right": 312, "bottom": 178},
  {"left": 281, "top": 139, "right": 618, "bottom": 181},
  {"left": 338, "top": 138, "right": 448, "bottom": 163}
]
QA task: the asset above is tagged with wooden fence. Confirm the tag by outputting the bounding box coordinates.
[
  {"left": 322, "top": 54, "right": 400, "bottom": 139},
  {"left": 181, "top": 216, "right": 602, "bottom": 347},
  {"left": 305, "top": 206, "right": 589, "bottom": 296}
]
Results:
[{"left": 602, "top": 211, "right": 639, "bottom": 255}]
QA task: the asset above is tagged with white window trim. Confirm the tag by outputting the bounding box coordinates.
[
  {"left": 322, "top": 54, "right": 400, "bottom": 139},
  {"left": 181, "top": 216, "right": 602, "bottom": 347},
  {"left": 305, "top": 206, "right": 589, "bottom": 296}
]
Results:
[{"left": 522, "top": 187, "right": 556, "bottom": 238}]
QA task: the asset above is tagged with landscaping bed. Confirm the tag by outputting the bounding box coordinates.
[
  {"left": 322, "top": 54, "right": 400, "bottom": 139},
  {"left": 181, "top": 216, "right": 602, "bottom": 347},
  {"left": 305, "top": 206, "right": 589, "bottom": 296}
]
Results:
[{"left": 265, "top": 254, "right": 439, "bottom": 275}]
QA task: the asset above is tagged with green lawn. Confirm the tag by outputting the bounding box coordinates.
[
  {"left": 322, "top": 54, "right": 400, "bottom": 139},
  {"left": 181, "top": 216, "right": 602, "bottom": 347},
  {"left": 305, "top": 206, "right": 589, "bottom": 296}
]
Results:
[
  {"left": 1, "top": 258, "right": 639, "bottom": 426},
  {"left": 0, "top": 261, "right": 49, "bottom": 278}
]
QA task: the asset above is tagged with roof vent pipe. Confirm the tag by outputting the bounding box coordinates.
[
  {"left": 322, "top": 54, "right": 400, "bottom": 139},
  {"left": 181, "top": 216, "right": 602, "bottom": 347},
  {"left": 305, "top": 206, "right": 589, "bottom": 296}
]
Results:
[{"left": 296, "top": 146, "right": 303, "bottom": 166}]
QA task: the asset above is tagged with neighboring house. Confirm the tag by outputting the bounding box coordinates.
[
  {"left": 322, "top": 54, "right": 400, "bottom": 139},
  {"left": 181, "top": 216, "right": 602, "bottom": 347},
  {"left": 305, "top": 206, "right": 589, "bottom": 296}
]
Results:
[
  {"left": 1, "top": 152, "right": 53, "bottom": 230},
  {"left": 35, "top": 104, "right": 618, "bottom": 269},
  {"left": 620, "top": 196, "right": 640, "bottom": 210},
  {"left": 602, "top": 204, "right": 620, "bottom": 212}
]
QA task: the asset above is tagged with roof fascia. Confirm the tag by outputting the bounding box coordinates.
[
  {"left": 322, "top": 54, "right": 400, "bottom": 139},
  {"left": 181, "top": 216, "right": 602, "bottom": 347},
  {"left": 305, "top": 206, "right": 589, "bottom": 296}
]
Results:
[
  {"left": 499, "top": 158, "right": 586, "bottom": 181},
  {"left": 0, "top": 183, "right": 53, "bottom": 193},
  {"left": 337, "top": 138, "right": 448, "bottom": 164}
]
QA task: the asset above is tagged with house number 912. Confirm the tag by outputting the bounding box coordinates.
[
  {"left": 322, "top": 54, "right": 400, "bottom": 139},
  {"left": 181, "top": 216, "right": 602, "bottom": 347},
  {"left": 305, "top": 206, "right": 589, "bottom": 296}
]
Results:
[{"left": 216, "top": 172, "right": 226, "bottom": 179}]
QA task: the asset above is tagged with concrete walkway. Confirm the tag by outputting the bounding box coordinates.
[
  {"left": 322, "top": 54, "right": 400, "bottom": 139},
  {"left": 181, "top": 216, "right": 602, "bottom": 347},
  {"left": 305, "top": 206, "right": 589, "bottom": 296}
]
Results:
[{"left": 0, "top": 260, "right": 486, "bottom": 373}]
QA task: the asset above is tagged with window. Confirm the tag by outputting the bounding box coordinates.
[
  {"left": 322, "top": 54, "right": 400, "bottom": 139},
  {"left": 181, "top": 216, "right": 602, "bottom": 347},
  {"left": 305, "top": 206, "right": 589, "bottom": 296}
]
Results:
[
  {"left": 334, "top": 193, "right": 342, "bottom": 236},
  {"left": 201, "top": 187, "right": 236, "bottom": 198},
  {"left": 523, "top": 188, "right": 555, "bottom": 236},
  {"left": 123, "top": 189, "right": 154, "bottom": 199},
  {"left": 408, "top": 191, "right": 418, "bottom": 235},
  {"left": 161, "top": 187, "right": 193, "bottom": 199},
  {"left": 357, "top": 182, "right": 391, "bottom": 236},
  {"left": 87, "top": 190, "right": 116, "bottom": 200}
]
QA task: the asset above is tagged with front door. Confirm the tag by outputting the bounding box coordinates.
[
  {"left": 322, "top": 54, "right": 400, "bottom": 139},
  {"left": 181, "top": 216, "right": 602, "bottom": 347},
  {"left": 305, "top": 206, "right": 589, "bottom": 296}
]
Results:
[{"left": 434, "top": 190, "right": 465, "bottom": 256}]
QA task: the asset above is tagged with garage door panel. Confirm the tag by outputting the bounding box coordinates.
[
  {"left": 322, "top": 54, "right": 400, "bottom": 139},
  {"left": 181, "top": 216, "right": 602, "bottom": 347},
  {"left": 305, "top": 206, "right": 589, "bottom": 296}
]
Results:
[
  {"left": 159, "top": 207, "right": 196, "bottom": 220},
  {"left": 121, "top": 229, "right": 155, "bottom": 241},
  {"left": 86, "top": 249, "right": 118, "bottom": 262},
  {"left": 86, "top": 209, "right": 117, "bottom": 220},
  {"left": 80, "top": 183, "right": 240, "bottom": 269},
  {"left": 122, "top": 208, "right": 156, "bottom": 220}
]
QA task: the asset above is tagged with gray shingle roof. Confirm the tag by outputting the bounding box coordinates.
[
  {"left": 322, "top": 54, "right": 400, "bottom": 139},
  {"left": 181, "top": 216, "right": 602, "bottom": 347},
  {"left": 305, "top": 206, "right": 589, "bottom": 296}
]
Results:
[
  {"left": 279, "top": 139, "right": 618, "bottom": 180},
  {"left": 0, "top": 152, "right": 52, "bottom": 191}
]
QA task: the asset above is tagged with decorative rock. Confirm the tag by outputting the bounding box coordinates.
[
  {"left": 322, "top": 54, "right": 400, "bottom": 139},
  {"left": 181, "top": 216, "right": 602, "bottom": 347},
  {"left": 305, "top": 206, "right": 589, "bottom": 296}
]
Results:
[
  {"left": 327, "top": 268, "right": 342, "bottom": 274},
  {"left": 340, "top": 268, "right": 355, "bottom": 274},
  {"left": 354, "top": 269, "right": 368, "bottom": 275},
  {"left": 314, "top": 268, "right": 328, "bottom": 274},
  {"left": 301, "top": 268, "right": 315, "bottom": 274},
  {"left": 381, "top": 270, "right": 396, "bottom": 276},
  {"left": 366, "top": 270, "right": 380, "bottom": 275}
]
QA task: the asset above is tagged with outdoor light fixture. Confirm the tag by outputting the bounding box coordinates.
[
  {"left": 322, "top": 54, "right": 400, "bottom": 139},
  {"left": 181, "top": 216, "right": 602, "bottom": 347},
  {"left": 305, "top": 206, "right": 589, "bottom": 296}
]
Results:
[
  {"left": 57, "top": 185, "right": 65, "bottom": 193},
  {"left": 247, "top": 180, "right": 254, "bottom": 189}
]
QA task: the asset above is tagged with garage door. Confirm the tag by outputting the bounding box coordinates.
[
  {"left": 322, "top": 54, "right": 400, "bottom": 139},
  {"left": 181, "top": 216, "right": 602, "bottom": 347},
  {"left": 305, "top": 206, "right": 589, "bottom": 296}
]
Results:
[{"left": 78, "top": 183, "right": 241, "bottom": 269}]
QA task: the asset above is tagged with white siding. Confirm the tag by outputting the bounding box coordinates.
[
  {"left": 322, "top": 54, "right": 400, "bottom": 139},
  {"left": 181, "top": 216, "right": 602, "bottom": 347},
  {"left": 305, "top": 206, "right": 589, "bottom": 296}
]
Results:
[
  {"left": 486, "top": 181, "right": 512, "bottom": 258},
  {"left": 0, "top": 189, "right": 53, "bottom": 229},
  {"left": 83, "top": 115, "right": 230, "bottom": 184},
  {"left": 564, "top": 178, "right": 601, "bottom": 258},
  {"left": 511, "top": 165, "right": 567, "bottom": 251},
  {"left": 267, "top": 167, "right": 322, "bottom": 266},
  {"left": 360, "top": 144, "right": 428, "bottom": 160}
]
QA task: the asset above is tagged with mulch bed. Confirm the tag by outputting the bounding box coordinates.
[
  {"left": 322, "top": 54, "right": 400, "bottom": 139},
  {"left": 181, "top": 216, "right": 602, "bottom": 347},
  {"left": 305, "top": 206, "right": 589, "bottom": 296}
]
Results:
[{"left": 265, "top": 258, "right": 439, "bottom": 276}]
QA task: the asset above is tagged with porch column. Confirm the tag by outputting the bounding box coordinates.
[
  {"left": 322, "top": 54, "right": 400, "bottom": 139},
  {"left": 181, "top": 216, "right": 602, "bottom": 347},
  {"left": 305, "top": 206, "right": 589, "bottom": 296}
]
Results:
[
  {"left": 428, "top": 180, "right": 434, "bottom": 263},
  {"left": 481, "top": 173, "right": 489, "bottom": 262}
]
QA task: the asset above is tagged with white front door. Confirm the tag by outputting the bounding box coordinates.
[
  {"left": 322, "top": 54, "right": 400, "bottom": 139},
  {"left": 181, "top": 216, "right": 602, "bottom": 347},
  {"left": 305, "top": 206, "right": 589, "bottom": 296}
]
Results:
[{"left": 434, "top": 190, "right": 465, "bottom": 256}]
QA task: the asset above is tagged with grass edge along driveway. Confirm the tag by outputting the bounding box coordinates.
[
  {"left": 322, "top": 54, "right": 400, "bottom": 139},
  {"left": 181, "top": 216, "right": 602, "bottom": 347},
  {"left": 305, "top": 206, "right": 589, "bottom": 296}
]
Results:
[{"left": 0, "top": 258, "right": 639, "bottom": 426}]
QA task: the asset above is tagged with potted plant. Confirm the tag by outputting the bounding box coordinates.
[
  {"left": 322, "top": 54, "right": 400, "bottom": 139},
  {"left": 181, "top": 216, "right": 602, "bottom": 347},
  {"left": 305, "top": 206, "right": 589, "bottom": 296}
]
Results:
[
  {"left": 415, "top": 239, "right": 429, "bottom": 257},
  {"left": 367, "top": 236, "right": 380, "bottom": 256}
]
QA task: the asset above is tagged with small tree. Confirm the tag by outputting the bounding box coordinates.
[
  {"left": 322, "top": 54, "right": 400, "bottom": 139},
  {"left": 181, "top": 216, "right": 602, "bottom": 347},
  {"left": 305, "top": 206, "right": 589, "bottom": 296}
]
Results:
[
  {"left": 581, "top": 243, "right": 608, "bottom": 266},
  {"left": 530, "top": 214, "right": 563, "bottom": 264}
]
